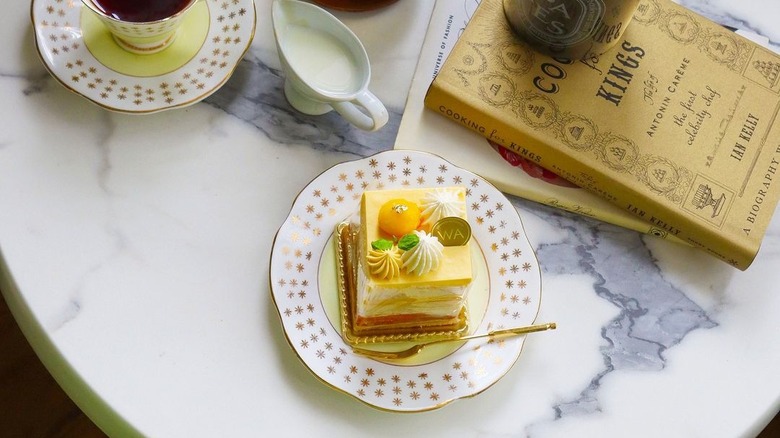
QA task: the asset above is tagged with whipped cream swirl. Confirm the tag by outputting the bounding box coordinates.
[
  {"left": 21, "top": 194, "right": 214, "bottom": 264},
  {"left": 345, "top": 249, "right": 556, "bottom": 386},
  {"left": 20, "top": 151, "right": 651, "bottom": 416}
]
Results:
[
  {"left": 420, "top": 188, "right": 465, "bottom": 227},
  {"left": 366, "top": 247, "right": 402, "bottom": 280},
  {"left": 401, "top": 230, "right": 443, "bottom": 276}
]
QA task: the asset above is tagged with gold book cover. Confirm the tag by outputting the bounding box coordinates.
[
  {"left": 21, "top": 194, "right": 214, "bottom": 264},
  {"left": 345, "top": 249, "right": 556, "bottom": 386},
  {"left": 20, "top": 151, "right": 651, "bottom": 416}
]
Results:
[
  {"left": 425, "top": 0, "right": 780, "bottom": 270},
  {"left": 395, "top": 0, "right": 691, "bottom": 245}
]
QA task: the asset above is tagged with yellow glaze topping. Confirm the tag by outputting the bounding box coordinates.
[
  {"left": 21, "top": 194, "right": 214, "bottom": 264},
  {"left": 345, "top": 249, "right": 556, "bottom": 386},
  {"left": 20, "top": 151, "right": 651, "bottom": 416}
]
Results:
[{"left": 360, "top": 187, "right": 472, "bottom": 286}]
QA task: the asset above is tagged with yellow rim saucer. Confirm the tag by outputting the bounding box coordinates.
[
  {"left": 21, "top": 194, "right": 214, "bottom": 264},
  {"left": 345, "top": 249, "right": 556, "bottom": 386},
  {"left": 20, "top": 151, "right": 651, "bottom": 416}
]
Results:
[{"left": 31, "top": 0, "right": 256, "bottom": 114}]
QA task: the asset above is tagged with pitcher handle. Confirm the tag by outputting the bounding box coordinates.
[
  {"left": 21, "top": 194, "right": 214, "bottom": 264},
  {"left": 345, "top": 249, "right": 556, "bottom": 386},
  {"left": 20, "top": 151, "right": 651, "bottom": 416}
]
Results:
[{"left": 332, "top": 90, "right": 388, "bottom": 132}]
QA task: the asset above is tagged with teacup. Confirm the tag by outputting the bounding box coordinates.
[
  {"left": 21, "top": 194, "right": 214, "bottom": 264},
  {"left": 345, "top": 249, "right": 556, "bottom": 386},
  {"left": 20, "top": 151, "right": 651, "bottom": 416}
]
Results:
[
  {"left": 81, "top": 0, "right": 200, "bottom": 54},
  {"left": 272, "top": 0, "right": 389, "bottom": 132}
]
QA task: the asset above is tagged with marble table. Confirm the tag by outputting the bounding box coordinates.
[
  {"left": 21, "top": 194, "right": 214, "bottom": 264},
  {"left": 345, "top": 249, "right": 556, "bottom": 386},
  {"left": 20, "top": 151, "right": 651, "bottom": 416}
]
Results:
[{"left": 2, "top": 0, "right": 778, "bottom": 436}]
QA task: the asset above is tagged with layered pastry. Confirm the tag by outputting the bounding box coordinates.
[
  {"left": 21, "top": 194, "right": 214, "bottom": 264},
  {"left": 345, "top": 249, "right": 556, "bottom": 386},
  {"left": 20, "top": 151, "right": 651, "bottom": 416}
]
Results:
[{"left": 338, "top": 187, "right": 473, "bottom": 341}]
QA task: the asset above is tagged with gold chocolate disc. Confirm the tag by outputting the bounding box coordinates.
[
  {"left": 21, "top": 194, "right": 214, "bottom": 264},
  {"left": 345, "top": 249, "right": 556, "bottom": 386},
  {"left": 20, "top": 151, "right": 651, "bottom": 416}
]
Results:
[{"left": 431, "top": 217, "right": 471, "bottom": 246}]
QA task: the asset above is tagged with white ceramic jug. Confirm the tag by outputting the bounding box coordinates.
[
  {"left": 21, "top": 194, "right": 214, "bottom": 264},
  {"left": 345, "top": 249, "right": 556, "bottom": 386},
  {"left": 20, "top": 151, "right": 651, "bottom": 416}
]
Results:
[{"left": 272, "top": 0, "right": 389, "bottom": 131}]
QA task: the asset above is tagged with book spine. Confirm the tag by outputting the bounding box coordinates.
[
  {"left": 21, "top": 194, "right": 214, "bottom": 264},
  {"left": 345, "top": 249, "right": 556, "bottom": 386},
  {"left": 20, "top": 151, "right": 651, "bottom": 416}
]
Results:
[{"left": 424, "top": 79, "right": 754, "bottom": 269}]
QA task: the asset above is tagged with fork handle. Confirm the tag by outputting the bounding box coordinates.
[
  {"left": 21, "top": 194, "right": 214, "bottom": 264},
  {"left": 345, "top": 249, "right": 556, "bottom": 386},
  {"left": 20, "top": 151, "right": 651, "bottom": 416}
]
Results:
[{"left": 486, "top": 322, "right": 557, "bottom": 338}]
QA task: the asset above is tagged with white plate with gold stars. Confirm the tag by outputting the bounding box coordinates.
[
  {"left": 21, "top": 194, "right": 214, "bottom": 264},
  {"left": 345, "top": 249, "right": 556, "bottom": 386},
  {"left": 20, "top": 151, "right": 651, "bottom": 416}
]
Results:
[
  {"left": 270, "top": 150, "right": 543, "bottom": 412},
  {"left": 31, "top": 0, "right": 255, "bottom": 114}
]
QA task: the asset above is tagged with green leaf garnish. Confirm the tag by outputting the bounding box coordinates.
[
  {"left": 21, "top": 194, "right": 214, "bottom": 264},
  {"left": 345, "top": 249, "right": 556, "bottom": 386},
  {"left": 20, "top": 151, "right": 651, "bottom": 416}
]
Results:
[
  {"left": 371, "top": 239, "right": 394, "bottom": 251},
  {"left": 397, "top": 233, "right": 419, "bottom": 251}
]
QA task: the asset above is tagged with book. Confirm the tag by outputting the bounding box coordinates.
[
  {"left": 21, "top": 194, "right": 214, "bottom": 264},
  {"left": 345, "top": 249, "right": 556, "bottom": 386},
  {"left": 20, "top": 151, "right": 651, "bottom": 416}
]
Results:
[
  {"left": 394, "top": 0, "right": 690, "bottom": 244},
  {"left": 394, "top": 0, "right": 768, "bottom": 247},
  {"left": 423, "top": 0, "right": 780, "bottom": 270}
]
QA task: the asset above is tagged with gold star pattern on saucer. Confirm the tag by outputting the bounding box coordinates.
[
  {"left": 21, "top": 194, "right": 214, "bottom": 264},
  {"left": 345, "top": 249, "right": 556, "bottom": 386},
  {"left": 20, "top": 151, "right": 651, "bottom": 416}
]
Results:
[
  {"left": 270, "top": 150, "right": 543, "bottom": 412},
  {"left": 32, "top": 0, "right": 256, "bottom": 113}
]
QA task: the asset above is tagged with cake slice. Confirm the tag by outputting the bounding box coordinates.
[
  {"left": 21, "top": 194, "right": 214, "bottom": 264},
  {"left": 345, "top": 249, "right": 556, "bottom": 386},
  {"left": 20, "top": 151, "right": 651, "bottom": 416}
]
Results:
[{"left": 339, "top": 187, "right": 473, "bottom": 340}]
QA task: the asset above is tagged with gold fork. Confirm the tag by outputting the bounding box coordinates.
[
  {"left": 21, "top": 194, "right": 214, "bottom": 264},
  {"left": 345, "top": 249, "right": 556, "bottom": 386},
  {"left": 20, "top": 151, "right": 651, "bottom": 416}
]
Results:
[{"left": 350, "top": 322, "right": 557, "bottom": 360}]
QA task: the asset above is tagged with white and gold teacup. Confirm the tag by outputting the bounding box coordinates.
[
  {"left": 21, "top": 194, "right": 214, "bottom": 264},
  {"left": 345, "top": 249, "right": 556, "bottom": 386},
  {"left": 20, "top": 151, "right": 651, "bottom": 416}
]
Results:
[{"left": 81, "top": 0, "right": 200, "bottom": 54}]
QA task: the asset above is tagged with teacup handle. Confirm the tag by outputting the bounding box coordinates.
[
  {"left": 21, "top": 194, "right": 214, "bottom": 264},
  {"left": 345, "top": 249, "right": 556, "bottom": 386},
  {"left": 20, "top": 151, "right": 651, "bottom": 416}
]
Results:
[{"left": 332, "top": 90, "right": 388, "bottom": 132}]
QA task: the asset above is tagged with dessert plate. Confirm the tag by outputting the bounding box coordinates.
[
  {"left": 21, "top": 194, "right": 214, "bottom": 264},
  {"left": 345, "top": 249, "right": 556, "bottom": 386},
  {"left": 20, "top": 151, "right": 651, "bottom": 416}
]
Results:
[
  {"left": 31, "top": 0, "right": 256, "bottom": 114},
  {"left": 270, "top": 150, "right": 543, "bottom": 412}
]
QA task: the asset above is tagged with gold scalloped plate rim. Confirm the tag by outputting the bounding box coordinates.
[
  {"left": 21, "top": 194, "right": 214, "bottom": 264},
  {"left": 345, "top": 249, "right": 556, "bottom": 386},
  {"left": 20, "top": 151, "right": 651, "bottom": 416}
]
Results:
[
  {"left": 269, "top": 150, "right": 544, "bottom": 413},
  {"left": 30, "top": 0, "right": 256, "bottom": 114}
]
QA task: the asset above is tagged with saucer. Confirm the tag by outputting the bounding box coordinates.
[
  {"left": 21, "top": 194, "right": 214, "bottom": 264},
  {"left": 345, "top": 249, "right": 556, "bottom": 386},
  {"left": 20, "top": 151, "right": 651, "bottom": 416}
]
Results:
[
  {"left": 270, "top": 150, "right": 543, "bottom": 412},
  {"left": 31, "top": 0, "right": 256, "bottom": 114}
]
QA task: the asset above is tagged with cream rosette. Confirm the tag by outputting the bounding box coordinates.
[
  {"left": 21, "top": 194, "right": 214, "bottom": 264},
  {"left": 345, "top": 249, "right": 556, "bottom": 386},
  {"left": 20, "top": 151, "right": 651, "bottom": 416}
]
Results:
[
  {"left": 419, "top": 188, "right": 466, "bottom": 227},
  {"left": 401, "top": 230, "right": 444, "bottom": 276},
  {"left": 366, "top": 247, "right": 402, "bottom": 280}
]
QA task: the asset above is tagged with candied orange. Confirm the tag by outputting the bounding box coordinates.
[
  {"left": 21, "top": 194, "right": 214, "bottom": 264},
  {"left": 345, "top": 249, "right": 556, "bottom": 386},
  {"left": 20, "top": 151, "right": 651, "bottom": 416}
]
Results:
[{"left": 378, "top": 199, "right": 420, "bottom": 237}]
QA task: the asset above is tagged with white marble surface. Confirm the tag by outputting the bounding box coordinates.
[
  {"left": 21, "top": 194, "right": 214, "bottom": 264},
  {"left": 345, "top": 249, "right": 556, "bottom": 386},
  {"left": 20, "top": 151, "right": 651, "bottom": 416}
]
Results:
[{"left": 1, "top": 0, "right": 779, "bottom": 437}]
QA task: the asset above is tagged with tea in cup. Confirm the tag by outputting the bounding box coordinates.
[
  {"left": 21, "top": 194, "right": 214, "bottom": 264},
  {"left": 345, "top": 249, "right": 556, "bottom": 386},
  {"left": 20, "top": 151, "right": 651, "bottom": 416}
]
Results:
[{"left": 81, "top": 0, "right": 200, "bottom": 54}]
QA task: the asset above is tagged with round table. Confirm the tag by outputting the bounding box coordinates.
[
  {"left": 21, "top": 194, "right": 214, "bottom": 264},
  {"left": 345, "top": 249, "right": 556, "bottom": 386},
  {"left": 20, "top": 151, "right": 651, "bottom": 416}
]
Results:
[{"left": 2, "top": 0, "right": 779, "bottom": 436}]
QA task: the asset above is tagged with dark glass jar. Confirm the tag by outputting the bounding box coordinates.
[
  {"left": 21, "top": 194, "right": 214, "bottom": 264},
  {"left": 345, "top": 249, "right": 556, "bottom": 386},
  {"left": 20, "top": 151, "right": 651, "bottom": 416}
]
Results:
[{"left": 503, "top": 0, "right": 641, "bottom": 60}]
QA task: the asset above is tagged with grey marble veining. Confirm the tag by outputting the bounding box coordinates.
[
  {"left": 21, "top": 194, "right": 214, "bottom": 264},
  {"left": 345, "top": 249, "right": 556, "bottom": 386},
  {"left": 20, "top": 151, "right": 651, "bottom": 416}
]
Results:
[
  {"left": 513, "top": 198, "right": 717, "bottom": 425},
  {"left": 205, "top": 51, "right": 401, "bottom": 157}
]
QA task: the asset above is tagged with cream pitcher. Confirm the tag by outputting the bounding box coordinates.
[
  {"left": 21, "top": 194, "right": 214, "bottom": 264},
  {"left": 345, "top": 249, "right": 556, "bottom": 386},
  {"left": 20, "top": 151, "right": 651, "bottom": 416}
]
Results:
[{"left": 272, "top": 0, "right": 389, "bottom": 131}]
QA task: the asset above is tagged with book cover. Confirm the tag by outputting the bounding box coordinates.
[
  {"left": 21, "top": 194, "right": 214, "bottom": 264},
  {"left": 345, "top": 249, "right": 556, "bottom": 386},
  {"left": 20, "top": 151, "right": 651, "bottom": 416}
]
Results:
[
  {"left": 394, "top": 0, "right": 689, "bottom": 244},
  {"left": 424, "top": 0, "right": 780, "bottom": 270}
]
